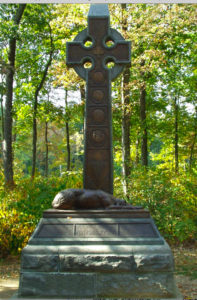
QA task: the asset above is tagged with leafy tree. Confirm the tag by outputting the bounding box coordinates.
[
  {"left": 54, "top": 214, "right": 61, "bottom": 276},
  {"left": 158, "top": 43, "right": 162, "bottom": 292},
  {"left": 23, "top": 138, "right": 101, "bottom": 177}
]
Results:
[
  {"left": 0, "top": 4, "right": 26, "bottom": 187},
  {"left": 14, "top": 4, "right": 55, "bottom": 178},
  {"left": 49, "top": 4, "right": 89, "bottom": 173},
  {"left": 120, "top": 4, "right": 132, "bottom": 196},
  {"left": 111, "top": 4, "right": 197, "bottom": 174}
]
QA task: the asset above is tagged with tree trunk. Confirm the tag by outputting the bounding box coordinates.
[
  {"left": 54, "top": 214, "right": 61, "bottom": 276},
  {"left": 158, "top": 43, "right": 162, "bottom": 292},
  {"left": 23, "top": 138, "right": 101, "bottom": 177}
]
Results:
[
  {"left": 121, "top": 66, "right": 131, "bottom": 178},
  {"left": 3, "top": 4, "right": 26, "bottom": 187},
  {"left": 80, "top": 83, "right": 85, "bottom": 102},
  {"left": 0, "top": 87, "right": 4, "bottom": 142},
  {"left": 135, "top": 136, "right": 140, "bottom": 165},
  {"left": 121, "top": 68, "right": 131, "bottom": 196},
  {"left": 121, "top": 4, "right": 131, "bottom": 196},
  {"left": 80, "top": 83, "right": 85, "bottom": 136},
  {"left": 31, "top": 25, "right": 54, "bottom": 178},
  {"left": 189, "top": 131, "right": 197, "bottom": 170},
  {"left": 31, "top": 91, "right": 38, "bottom": 178},
  {"left": 174, "top": 97, "right": 179, "bottom": 173},
  {"left": 140, "top": 84, "right": 148, "bottom": 167},
  {"left": 189, "top": 106, "right": 197, "bottom": 170},
  {"left": 0, "top": 85, "right": 4, "bottom": 164},
  {"left": 45, "top": 121, "right": 48, "bottom": 177},
  {"left": 65, "top": 89, "right": 70, "bottom": 171}
]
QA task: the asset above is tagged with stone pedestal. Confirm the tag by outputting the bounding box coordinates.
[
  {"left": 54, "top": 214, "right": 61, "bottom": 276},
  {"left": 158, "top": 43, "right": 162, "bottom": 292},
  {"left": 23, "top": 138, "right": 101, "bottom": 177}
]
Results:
[{"left": 18, "top": 209, "right": 181, "bottom": 299}]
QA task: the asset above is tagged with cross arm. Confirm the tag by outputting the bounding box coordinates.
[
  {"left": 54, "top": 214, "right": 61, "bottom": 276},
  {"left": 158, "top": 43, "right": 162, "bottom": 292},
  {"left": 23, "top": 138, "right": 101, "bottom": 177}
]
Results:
[
  {"left": 66, "top": 42, "right": 92, "bottom": 66},
  {"left": 106, "top": 41, "right": 131, "bottom": 65}
]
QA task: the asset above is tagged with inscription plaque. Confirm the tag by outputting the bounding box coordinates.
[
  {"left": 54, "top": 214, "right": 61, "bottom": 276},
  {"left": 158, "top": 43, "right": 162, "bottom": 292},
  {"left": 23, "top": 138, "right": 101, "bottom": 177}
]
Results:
[
  {"left": 37, "top": 224, "right": 74, "bottom": 238},
  {"left": 119, "top": 223, "right": 156, "bottom": 237},
  {"left": 36, "top": 221, "right": 158, "bottom": 239},
  {"left": 76, "top": 224, "right": 118, "bottom": 237}
]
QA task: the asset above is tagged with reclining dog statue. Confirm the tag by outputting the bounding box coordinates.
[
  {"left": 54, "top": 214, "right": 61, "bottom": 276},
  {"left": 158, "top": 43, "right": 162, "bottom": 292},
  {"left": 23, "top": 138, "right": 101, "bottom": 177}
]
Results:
[{"left": 52, "top": 188, "right": 140, "bottom": 210}]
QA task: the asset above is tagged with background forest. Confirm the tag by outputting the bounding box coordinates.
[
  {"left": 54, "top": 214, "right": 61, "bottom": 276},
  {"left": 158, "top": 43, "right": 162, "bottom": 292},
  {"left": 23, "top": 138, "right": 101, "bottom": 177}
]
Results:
[{"left": 0, "top": 3, "right": 196, "bottom": 257}]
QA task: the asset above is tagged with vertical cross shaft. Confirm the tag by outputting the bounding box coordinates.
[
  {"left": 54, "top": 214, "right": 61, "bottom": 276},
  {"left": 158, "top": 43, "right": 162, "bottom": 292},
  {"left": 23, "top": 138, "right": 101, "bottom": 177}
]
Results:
[{"left": 67, "top": 4, "right": 130, "bottom": 194}]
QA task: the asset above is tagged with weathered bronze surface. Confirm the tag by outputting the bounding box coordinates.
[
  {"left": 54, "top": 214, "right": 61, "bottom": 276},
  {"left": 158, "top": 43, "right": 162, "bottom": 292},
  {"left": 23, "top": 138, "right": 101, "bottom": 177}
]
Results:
[
  {"left": 36, "top": 216, "right": 159, "bottom": 239},
  {"left": 66, "top": 4, "right": 131, "bottom": 194},
  {"left": 52, "top": 188, "right": 136, "bottom": 210},
  {"left": 43, "top": 208, "right": 150, "bottom": 219}
]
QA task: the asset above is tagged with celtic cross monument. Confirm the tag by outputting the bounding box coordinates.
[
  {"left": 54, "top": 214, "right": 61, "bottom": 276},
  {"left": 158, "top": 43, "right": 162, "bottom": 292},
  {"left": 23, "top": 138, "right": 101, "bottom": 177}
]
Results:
[
  {"left": 67, "top": 4, "right": 130, "bottom": 194},
  {"left": 18, "top": 5, "right": 180, "bottom": 299}
]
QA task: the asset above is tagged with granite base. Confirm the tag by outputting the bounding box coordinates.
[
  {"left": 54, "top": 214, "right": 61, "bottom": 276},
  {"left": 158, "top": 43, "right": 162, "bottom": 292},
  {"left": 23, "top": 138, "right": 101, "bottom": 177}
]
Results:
[{"left": 18, "top": 209, "right": 181, "bottom": 299}]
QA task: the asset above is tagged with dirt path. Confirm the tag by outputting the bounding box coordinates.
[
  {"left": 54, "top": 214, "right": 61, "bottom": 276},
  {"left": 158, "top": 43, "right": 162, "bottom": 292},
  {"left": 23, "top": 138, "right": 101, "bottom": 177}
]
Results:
[
  {"left": 0, "top": 247, "right": 196, "bottom": 299},
  {"left": 0, "top": 278, "right": 19, "bottom": 299}
]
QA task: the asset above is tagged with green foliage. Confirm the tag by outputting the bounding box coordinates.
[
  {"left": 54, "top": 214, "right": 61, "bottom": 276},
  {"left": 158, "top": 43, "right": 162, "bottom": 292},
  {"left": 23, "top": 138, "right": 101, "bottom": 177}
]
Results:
[
  {"left": 0, "top": 167, "right": 196, "bottom": 257},
  {"left": 0, "top": 171, "right": 82, "bottom": 257},
  {"left": 0, "top": 208, "right": 35, "bottom": 258},
  {"left": 115, "top": 167, "right": 197, "bottom": 244},
  {"left": 0, "top": 3, "right": 196, "bottom": 257}
]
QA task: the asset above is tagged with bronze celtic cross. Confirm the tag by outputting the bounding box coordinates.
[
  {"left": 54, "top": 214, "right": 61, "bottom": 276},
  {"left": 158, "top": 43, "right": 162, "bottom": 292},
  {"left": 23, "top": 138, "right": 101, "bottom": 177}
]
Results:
[{"left": 66, "top": 4, "right": 130, "bottom": 194}]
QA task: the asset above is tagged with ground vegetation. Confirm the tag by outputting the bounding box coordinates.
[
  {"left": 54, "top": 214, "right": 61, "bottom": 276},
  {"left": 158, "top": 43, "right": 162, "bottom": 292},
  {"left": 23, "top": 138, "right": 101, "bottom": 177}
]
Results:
[{"left": 0, "top": 4, "right": 196, "bottom": 257}]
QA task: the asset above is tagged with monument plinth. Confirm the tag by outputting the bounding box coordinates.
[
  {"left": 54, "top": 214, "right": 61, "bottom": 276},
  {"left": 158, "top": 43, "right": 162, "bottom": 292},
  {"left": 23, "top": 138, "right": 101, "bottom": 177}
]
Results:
[
  {"left": 19, "top": 209, "right": 180, "bottom": 299},
  {"left": 18, "top": 4, "right": 181, "bottom": 299}
]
